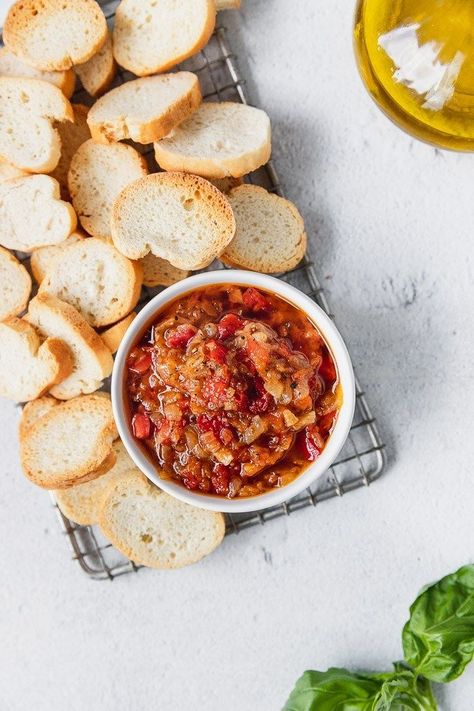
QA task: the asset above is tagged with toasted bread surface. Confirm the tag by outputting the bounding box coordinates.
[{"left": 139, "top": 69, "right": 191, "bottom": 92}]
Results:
[
  {"left": 0, "top": 175, "right": 77, "bottom": 252},
  {"left": 26, "top": 293, "right": 113, "bottom": 399},
  {"left": 0, "top": 77, "right": 73, "bottom": 172},
  {"left": 75, "top": 31, "right": 116, "bottom": 97},
  {"left": 111, "top": 172, "right": 235, "bottom": 270},
  {"left": 0, "top": 318, "right": 73, "bottom": 402},
  {"left": 3, "top": 0, "right": 108, "bottom": 71},
  {"left": 50, "top": 104, "right": 91, "bottom": 200},
  {"left": 20, "top": 393, "right": 117, "bottom": 488},
  {"left": 98, "top": 471, "right": 225, "bottom": 569},
  {"left": 221, "top": 185, "right": 307, "bottom": 273},
  {"left": 87, "top": 72, "right": 201, "bottom": 144},
  {"left": 39, "top": 237, "right": 143, "bottom": 327},
  {"left": 68, "top": 139, "right": 148, "bottom": 239},
  {"left": 113, "top": 0, "right": 215, "bottom": 76},
  {"left": 154, "top": 102, "right": 271, "bottom": 178},
  {"left": 0, "top": 247, "right": 32, "bottom": 320}
]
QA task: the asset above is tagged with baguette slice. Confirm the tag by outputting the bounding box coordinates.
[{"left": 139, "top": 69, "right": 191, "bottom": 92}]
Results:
[
  {"left": 54, "top": 440, "right": 139, "bottom": 525},
  {"left": 98, "top": 471, "right": 225, "bottom": 569},
  {"left": 30, "top": 231, "right": 85, "bottom": 284},
  {"left": 209, "top": 176, "right": 244, "bottom": 194},
  {"left": 216, "top": 0, "right": 241, "bottom": 8},
  {"left": 0, "top": 161, "right": 28, "bottom": 183},
  {"left": 0, "top": 77, "right": 73, "bottom": 172},
  {"left": 50, "top": 104, "right": 91, "bottom": 200},
  {"left": 141, "top": 254, "right": 189, "bottom": 288},
  {"left": 0, "top": 46, "right": 75, "bottom": 97},
  {"left": 20, "top": 393, "right": 117, "bottom": 489},
  {"left": 68, "top": 139, "right": 148, "bottom": 239},
  {"left": 0, "top": 175, "right": 77, "bottom": 252},
  {"left": 26, "top": 293, "right": 113, "bottom": 399},
  {"left": 154, "top": 102, "right": 271, "bottom": 178},
  {"left": 100, "top": 313, "right": 136, "bottom": 354},
  {"left": 221, "top": 185, "right": 307, "bottom": 273},
  {"left": 19, "top": 394, "right": 59, "bottom": 439},
  {"left": 0, "top": 247, "right": 32, "bottom": 320},
  {"left": 87, "top": 72, "right": 201, "bottom": 144},
  {"left": 3, "top": 0, "right": 108, "bottom": 71},
  {"left": 111, "top": 172, "right": 235, "bottom": 270},
  {"left": 0, "top": 318, "right": 73, "bottom": 402},
  {"left": 39, "top": 237, "right": 143, "bottom": 327},
  {"left": 74, "top": 31, "right": 116, "bottom": 98},
  {"left": 113, "top": 0, "right": 215, "bottom": 76}
]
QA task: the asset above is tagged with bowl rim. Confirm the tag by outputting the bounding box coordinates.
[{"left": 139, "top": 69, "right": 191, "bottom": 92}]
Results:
[{"left": 112, "top": 269, "right": 356, "bottom": 513}]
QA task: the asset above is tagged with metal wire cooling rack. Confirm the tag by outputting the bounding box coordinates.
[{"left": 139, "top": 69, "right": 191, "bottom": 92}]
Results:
[{"left": 2, "top": 2, "right": 386, "bottom": 580}]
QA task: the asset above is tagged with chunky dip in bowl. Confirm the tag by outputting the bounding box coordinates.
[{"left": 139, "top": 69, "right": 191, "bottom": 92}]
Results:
[{"left": 112, "top": 270, "right": 355, "bottom": 513}]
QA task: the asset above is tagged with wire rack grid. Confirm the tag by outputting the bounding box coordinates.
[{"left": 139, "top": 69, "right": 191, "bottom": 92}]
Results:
[{"left": 1, "top": 2, "right": 386, "bottom": 580}]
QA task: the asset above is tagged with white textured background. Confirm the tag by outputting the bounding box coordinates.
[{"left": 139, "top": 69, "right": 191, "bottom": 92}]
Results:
[{"left": 1, "top": 1, "right": 473, "bottom": 710}]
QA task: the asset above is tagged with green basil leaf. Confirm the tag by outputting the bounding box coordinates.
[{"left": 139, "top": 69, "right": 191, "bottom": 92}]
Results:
[
  {"left": 282, "top": 666, "right": 437, "bottom": 711},
  {"left": 402, "top": 564, "right": 474, "bottom": 682},
  {"left": 376, "top": 664, "right": 437, "bottom": 710},
  {"left": 282, "top": 668, "right": 384, "bottom": 711}
]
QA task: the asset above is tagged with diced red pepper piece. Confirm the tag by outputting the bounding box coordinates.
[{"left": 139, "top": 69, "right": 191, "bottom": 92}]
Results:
[
  {"left": 217, "top": 313, "right": 244, "bottom": 340},
  {"left": 182, "top": 473, "right": 200, "bottom": 491},
  {"left": 155, "top": 417, "right": 173, "bottom": 445},
  {"left": 248, "top": 377, "right": 272, "bottom": 414},
  {"left": 233, "top": 388, "right": 249, "bottom": 412},
  {"left": 242, "top": 287, "right": 270, "bottom": 312},
  {"left": 197, "top": 413, "right": 234, "bottom": 445},
  {"left": 165, "top": 324, "right": 196, "bottom": 349},
  {"left": 211, "top": 464, "right": 231, "bottom": 496},
  {"left": 319, "top": 351, "right": 337, "bottom": 383},
  {"left": 206, "top": 339, "right": 228, "bottom": 364},
  {"left": 205, "top": 375, "right": 229, "bottom": 407},
  {"left": 296, "top": 427, "right": 320, "bottom": 461},
  {"left": 319, "top": 410, "right": 336, "bottom": 435},
  {"left": 132, "top": 413, "right": 152, "bottom": 440},
  {"left": 129, "top": 352, "right": 152, "bottom": 374}
]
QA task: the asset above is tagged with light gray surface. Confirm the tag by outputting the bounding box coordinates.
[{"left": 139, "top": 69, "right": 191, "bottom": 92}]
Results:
[{"left": 1, "top": 1, "right": 473, "bottom": 710}]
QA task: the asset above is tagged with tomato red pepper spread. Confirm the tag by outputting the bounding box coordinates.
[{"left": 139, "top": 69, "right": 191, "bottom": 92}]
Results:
[{"left": 126, "top": 284, "right": 342, "bottom": 498}]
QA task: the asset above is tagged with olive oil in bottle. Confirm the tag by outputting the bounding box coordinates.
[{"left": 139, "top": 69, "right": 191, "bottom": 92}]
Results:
[{"left": 354, "top": 0, "right": 474, "bottom": 150}]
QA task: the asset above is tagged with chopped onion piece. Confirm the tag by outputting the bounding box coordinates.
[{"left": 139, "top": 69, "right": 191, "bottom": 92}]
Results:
[{"left": 242, "top": 415, "right": 266, "bottom": 444}]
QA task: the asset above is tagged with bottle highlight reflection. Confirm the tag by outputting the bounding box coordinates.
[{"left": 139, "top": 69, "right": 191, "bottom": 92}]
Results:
[{"left": 354, "top": 0, "right": 474, "bottom": 150}]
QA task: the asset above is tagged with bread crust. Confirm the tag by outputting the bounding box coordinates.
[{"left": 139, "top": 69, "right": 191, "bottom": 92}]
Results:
[
  {"left": 0, "top": 246, "right": 32, "bottom": 320},
  {"left": 113, "top": 0, "right": 216, "bottom": 76},
  {"left": 98, "top": 472, "right": 226, "bottom": 569},
  {"left": 68, "top": 139, "right": 148, "bottom": 239},
  {"left": 140, "top": 254, "right": 189, "bottom": 288},
  {"left": 74, "top": 32, "right": 116, "bottom": 98},
  {"left": 27, "top": 293, "right": 114, "bottom": 399},
  {"left": 111, "top": 172, "right": 235, "bottom": 270},
  {"left": 100, "top": 312, "right": 137, "bottom": 354},
  {"left": 4, "top": 0, "right": 108, "bottom": 71},
  {"left": 0, "top": 175, "right": 77, "bottom": 252},
  {"left": 49, "top": 104, "right": 91, "bottom": 201},
  {"left": 39, "top": 237, "right": 143, "bottom": 327},
  {"left": 19, "top": 395, "right": 59, "bottom": 440},
  {"left": 154, "top": 102, "right": 271, "bottom": 178},
  {"left": 0, "top": 317, "right": 73, "bottom": 402},
  {"left": 221, "top": 185, "right": 307, "bottom": 273},
  {"left": 0, "top": 77, "right": 74, "bottom": 173},
  {"left": 20, "top": 393, "right": 117, "bottom": 488},
  {"left": 0, "top": 47, "right": 75, "bottom": 97},
  {"left": 54, "top": 440, "right": 137, "bottom": 525},
  {"left": 87, "top": 73, "right": 201, "bottom": 145}
]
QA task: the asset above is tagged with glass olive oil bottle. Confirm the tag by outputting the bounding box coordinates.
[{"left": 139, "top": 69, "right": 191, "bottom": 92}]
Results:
[{"left": 354, "top": 0, "right": 474, "bottom": 150}]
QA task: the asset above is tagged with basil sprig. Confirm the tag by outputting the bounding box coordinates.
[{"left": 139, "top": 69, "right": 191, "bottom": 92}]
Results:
[
  {"left": 283, "top": 565, "right": 474, "bottom": 710},
  {"left": 284, "top": 665, "right": 437, "bottom": 711},
  {"left": 402, "top": 564, "right": 474, "bottom": 682}
]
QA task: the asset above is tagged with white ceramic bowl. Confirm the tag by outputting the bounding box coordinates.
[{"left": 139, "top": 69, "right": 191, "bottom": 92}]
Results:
[{"left": 112, "top": 270, "right": 355, "bottom": 513}]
